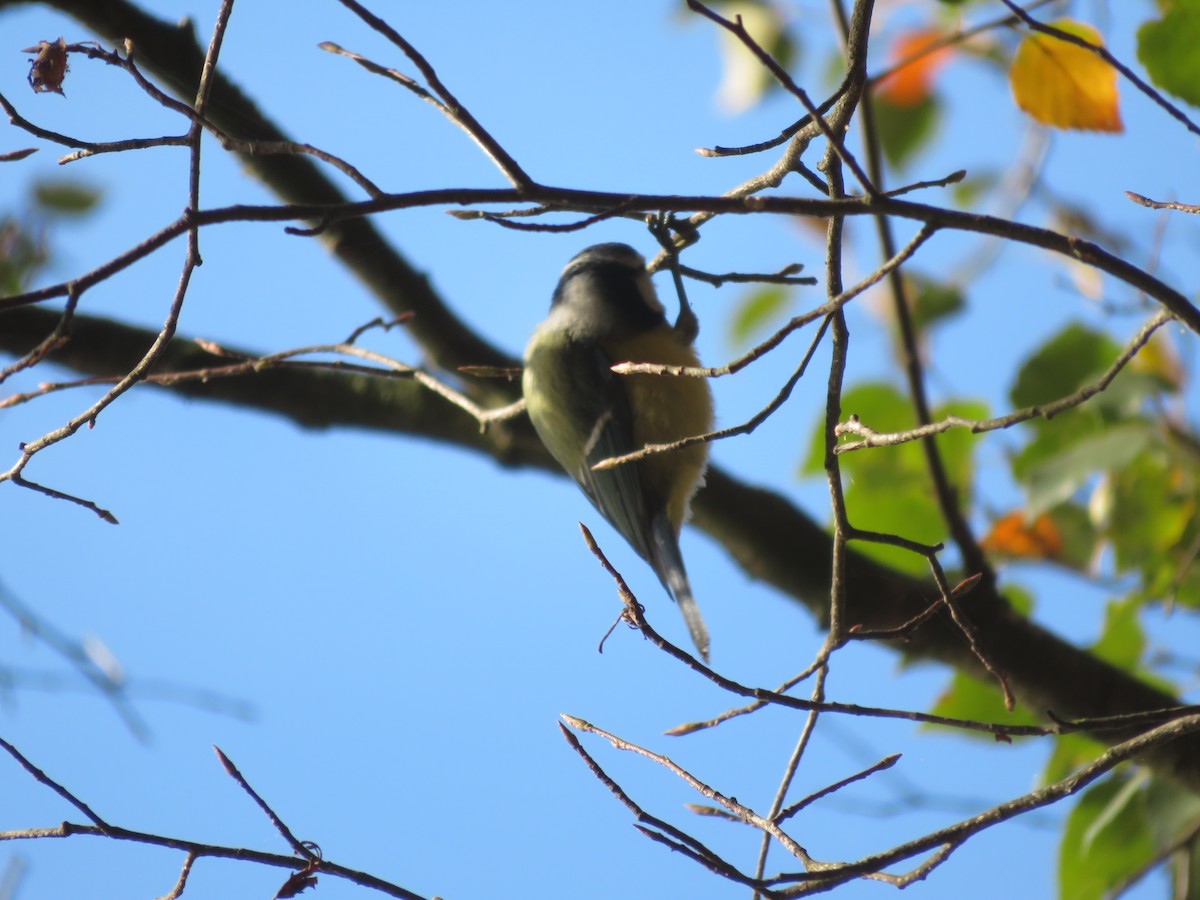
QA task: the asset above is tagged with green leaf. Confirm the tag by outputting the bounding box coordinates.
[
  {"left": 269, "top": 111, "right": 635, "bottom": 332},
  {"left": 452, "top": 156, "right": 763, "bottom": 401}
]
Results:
[
  {"left": 1137, "top": 0, "right": 1200, "bottom": 108},
  {"left": 0, "top": 217, "right": 48, "bottom": 295},
  {"left": 1108, "top": 449, "right": 1193, "bottom": 575},
  {"left": 1044, "top": 502, "right": 1100, "bottom": 573},
  {"left": 33, "top": 179, "right": 102, "bottom": 216},
  {"left": 907, "top": 273, "right": 964, "bottom": 333},
  {"left": 1002, "top": 583, "right": 1034, "bottom": 616},
  {"left": 1059, "top": 772, "right": 1154, "bottom": 900},
  {"left": 804, "top": 381, "right": 915, "bottom": 474},
  {"left": 1145, "top": 777, "right": 1200, "bottom": 855},
  {"left": 1060, "top": 772, "right": 1200, "bottom": 897},
  {"left": 930, "top": 397, "right": 987, "bottom": 492},
  {"left": 1043, "top": 732, "right": 1105, "bottom": 785},
  {"left": 927, "top": 670, "right": 1039, "bottom": 734},
  {"left": 1019, "top": 422, "right": 1152, "bottom": 517},
  {"left": 1010, "top": 323, "right": 1120, "bottom": 409},
  {"left": 1091, "top": 596, "right": 1144, "bottom": 671},
  {"left": 872, "top": 93, "right": 939, "bottom": 169},
  {"left": 802, "top": 384, "right": 983, "bottom": 574},
  {"left": 727, "top": 284, "right": 792, "bottom": 348},
  {"left": 950, "top": 169, "right": 1000, "bottom": 208}
]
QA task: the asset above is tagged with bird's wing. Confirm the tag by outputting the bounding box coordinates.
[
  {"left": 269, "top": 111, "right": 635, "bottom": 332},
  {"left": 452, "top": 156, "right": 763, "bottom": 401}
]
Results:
[
  {"left": 574, "top": 344, "right": 657, "bottom": 563},
  {"left": 531, "top": 338, "right": 655, "bottom": 563}
]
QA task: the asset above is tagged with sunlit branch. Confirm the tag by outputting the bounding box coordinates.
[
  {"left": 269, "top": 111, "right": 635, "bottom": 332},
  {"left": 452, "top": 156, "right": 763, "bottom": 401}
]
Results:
[
  {"left": 834, "top": 310, "right": 1174, "bottom": 452},
  {"left": 332, "top": 0, "right": 533, "bottom": 188},
  {"left": 1126, "top": 192, "right": 1200, "bottom": 215}
]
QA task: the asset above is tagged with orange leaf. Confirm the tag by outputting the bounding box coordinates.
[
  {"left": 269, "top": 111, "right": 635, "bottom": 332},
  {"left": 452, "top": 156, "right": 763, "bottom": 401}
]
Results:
[
  {"left": 980, "top": 511, "right": 1064, "bottom": 561},
  {"left": 875, "top": 29, "right": 953, "bottom": 108},
  {"left": 1009, "top": 19, "right": 1122, "bottom": 132}
]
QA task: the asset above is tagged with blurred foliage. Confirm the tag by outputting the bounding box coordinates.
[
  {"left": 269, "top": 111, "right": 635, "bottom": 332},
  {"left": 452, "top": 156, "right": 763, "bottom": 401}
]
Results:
[
  {"left": 707, "top": 0, "right": 796, "bottom": 113},
  {"left": 725, "top": 283, "right": 793, "bottom": 348},
  {"left": 0, "top": 217, "right": 46, "bottom": 296},
  {"left": 0, "top": 177, "right": 103, "bottom": 294},
  {"left": 871, "top": 92, "right": 940, "bottom": 170},
  {"left": 33, "top": 179, "right": 102, "bottom": 216},
  {"left": 853, "top": 312, "right": 1199, "bottom": 897},
  {"left": 1137, "top": 0, "right": 1200, "bottom": 107},
  {"left": 710, "top": 0, "right": 1200, "bottom": 890}
]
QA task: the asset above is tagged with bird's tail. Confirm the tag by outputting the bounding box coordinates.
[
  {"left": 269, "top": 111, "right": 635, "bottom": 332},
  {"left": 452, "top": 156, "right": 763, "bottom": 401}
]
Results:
[{"left": 650, "top": 514, "right": 710, "bottom": 662}]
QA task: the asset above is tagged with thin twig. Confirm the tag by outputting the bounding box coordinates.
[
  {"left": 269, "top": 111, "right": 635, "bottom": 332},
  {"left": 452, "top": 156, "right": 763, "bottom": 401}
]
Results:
[
  {"left": 213, "top": 746, "right": 318, "bottom": 860},
  {"left": 332, "top": 0, "right": 533, "bottom": 188},
  {"left": 776, "top": 754, "right": 902, "bottom": 823},
  {"left": 866, "top": 0, "right": 1063, "bottom": 89},
  {"left": 686, "top": 0, "right": 877, "bottom": 196},
  {"left": 678, "top": 262, "right": 816, "bottom": 287},
  {"left": 0, "top": 288, "right": 79, "bottom": 386},
  {"left": 0, "top": 737, "right": 110, "bottom": 829},
  {"left": 834, "top": 310, "right": 1174, "bottom": 451},
  {"left": 562, "top": 714, "right": 818, "bottom": 868},
  {"left": 152, "top": 852, "right": 195, "bottom": 900},
  {"left": 3, "top": 187, "right": 1194, "bottom": 334},
  {"left": 1126, "top": 192, "right": 1200, "bottom": 215},
  {"left": 580, "top": 526, "right": 1056, "bottom": 739},
  {"left": 557, "top": 723, "right": 775, "bottom": 892},
  {"left": 595, "top": 224, "right": 939, "bottom": 471}
]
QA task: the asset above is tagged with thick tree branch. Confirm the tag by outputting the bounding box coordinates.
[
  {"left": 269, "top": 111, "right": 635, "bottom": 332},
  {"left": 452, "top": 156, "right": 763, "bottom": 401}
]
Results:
[
  {"left": 3, "top": 305, "right": 1197, "bottom": 791},
  {"left": 3, "top": 0, "right": 512, "bottom": 393}
]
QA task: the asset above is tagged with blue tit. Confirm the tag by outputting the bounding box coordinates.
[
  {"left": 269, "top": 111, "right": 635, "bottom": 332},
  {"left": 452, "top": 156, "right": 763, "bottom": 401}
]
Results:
[{"left": 523, "top": 243, "right": 714, "bottom": 660}]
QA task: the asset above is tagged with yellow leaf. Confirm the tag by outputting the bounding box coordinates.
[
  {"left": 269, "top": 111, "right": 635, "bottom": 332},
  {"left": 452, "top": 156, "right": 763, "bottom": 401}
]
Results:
[
  {"left": 1129, "top": 330, "right": 1184, "bottom": 392},
  {"left": 1009, "top": 19, "right": 1123, "bottom": 133}
]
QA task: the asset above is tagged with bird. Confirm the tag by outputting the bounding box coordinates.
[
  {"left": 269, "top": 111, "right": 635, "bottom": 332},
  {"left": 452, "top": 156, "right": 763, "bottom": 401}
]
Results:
[{"left": 522, "top": 243, "right": 714, "bottom": 660}]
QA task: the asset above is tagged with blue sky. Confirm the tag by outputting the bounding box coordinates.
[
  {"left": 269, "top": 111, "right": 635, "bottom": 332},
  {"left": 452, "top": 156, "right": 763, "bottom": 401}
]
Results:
[{"left": 1, "top": 1, "right": 1198, "bottom": 898}]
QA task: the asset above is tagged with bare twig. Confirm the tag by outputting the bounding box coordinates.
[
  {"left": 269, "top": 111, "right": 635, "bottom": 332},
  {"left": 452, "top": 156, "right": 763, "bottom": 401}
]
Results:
[
  {"left": 0, "top": 736, "right": 110, "bottom": 829},
  {"left": 557, "top": 723, "right": 772, "bottom": 892},
  {"left": 776, "top": 755, "right": 902, "bottom": 824},
  {"left": 566, "top": 708, "right": 1200, "bottom": 893},
  {"left": 562, "top": 714, "right": 818, "bottom": 868},
  {"left": 332, "top": 0, "right": 533, "bottom": 188},
  {"left": 152, "top": 851, "right": 195, "bottom": 900},
  {"left": 678, "top": 262, "right": 816, "bottom": 287},
  {"left": 1126, "top": 192, "right": 1200, "bottom": 215},
  {"left": 580, "top": 525, "right": 1052, "bottom": 739},
  {"left": 213, "top": 746, "right": 317, "bottom": 860},
  {"left": 834, "top": 310, "right": 1174, "bottom": 451},
  {"left": 0, "top": 288, "right": 79, "bottom": 386},
  {"left": 685, "top": 0, "right": 877, "bottom": 196},
  {"left": 2, "top": 186, "right": 1193, "bottom": 331}
]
